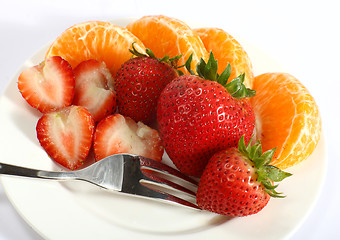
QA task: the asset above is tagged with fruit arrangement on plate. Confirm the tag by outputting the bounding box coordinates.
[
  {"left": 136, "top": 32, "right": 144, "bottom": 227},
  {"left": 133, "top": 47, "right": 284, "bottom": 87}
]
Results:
[{"left": 16, "top": 15, "right": 321, "bottom": 217}]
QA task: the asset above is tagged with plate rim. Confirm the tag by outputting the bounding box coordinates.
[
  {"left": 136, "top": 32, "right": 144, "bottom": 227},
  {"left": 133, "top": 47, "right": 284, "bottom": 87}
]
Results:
[{"left": 0, "top": 17, "right": 327, "bottom": 240}]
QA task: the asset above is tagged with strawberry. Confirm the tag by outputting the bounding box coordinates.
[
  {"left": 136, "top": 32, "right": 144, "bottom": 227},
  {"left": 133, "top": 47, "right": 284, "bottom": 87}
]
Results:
[
  {"left": 115, "top": 43, "right": 180, "bottom": 124},
  {"left": 93, "top": 113, "right": 164, "bottom": 161},
  {"left": 18, "top": 56, "right": 74, "bottom": 113},
  {"left": 196, "top": 136, "right": 292, "bottom": 217},
  {"left": 157, "top": 52, "right": 256, "bottom": 177},
  {"left": 36, "top": 105, "right": 95, "bottom": 170},
  {"left": 73, "top": 59, "right": 116, "bottom": 123}
]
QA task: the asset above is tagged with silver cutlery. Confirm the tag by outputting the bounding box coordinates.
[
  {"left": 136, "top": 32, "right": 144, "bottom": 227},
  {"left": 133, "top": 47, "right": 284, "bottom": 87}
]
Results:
[{"left": 0, "top": 153, "right": 199, "bottom": 209}]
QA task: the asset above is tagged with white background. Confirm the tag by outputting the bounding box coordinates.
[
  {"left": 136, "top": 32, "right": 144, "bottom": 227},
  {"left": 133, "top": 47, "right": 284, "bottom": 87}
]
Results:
[{"left": 0, "top": 0, "right": 339, "bottom": 239}]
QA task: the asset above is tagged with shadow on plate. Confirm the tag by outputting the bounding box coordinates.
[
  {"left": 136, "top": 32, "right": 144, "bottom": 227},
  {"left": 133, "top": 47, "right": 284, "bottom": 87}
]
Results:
[{"left": 60, "top": 179, "right": 233, "bottom": 235}]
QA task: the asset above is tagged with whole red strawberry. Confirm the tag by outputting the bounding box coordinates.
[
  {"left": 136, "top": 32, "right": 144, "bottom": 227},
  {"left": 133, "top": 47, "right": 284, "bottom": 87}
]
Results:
[
  {"left": 115, "top": 43, "right": 180, "bottom": 124},
  {"left": 157, "top": 53, "right": 256, "bottom": 177},
  {"left": 197, "top": 136, "right": 292, "bottom": 217}
]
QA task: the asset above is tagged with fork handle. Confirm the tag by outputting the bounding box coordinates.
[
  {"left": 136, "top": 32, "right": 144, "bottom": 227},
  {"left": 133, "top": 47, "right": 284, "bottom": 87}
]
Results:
[{"left": 0, "top": 162, "right": 77, "bottom": 180}]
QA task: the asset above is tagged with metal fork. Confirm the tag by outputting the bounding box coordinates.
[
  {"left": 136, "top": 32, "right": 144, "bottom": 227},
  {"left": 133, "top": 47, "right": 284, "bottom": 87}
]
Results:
[{"left": 0, "top": 154, "right": 199, "bottom": 209}]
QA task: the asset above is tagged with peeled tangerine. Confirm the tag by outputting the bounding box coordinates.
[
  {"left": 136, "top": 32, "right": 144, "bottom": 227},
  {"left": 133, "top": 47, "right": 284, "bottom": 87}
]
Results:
[
  {"left": 126, "top": 15, "right": 209, "bottom": 75},
  {"left": 194, "top": 27, "right": 254, "bottom": 89},
  {"left": 45, "top": 21, "right": 146, "bottom": 77},
  {"left": 250, "top": 72, "right": 321, "bottom": 169}
]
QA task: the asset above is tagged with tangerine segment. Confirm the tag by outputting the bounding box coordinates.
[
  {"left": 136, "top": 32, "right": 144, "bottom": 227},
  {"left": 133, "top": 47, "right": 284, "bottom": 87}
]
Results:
[
  {"left": 45, "top": 21, "right": 145, "bottom": 76},
  {"left": 126, "top": 15, "right": 209, "bottom": 75},
  {"left": 250, "top": 73, "right": 321, "bottom": 169},
  {"left": 194, "top": 28, "right": 254, "bottom": 88}
]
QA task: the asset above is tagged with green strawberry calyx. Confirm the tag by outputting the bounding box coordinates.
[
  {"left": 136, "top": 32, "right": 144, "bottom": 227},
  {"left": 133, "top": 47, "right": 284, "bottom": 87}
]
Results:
[
  {"left": 238, "top": 135, "right": 292, "bottom": 198},
  {"left": 129, "top": 42, "right": 182, "bottom": 70},
  {"left": 183, "top": 52, "right": 256, "bottom": 99}
]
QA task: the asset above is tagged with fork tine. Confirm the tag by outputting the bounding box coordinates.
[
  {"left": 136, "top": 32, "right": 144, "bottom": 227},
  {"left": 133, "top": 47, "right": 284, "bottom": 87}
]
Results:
[
  {"left": 141, "top": 169, "right": 196, "bottom": 197},
  {"left": 136, "top": 156, "right": 200, "bottom": 209},
  {"left": 138, "top": 156, "right": 198, "bottom": 186},
  {"left": 139, "top": 177, "right": 200, "bottom": 209},
  {"left": 162, "top": 192, "right": 200, "bottom": 209}
]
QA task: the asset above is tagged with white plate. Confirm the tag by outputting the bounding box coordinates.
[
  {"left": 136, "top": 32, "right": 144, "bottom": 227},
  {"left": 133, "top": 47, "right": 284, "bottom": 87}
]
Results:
[{"left": 0, "top": 18, "right": 327, "bottom": 240}]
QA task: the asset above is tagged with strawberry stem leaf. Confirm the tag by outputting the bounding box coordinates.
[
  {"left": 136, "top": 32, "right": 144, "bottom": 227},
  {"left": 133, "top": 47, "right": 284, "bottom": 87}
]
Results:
[
  {"left": 196, "top": 57, "right": 207, "bottom": 78},
  {"left": 238, "top": 136, "right": 292, "bottom": 198},
  {"left": 264, "top": 165, "right": 292, "bottom": 182},
  {"left": 182, "top": 53, "right": 196, "bottom": 75},
  {"left": 217, "top": 64, "right": 231, "bottom": 86},
  {"left": 145, "top": 48, "right": 156, "bottom": 58},
  {"left": 204, "top": 52, "right": 218, "bottom": 81},
  {"left": 226, "top": 73, "right": 256, "bottom": 99},
  {"left": 183, "top": 51, "right": 255, "bottom": 99},
  {"left": 129, "top": 42, "right": 182, "bottom": 70},
  {"left": 129, "top": 42, "right": 147, "bottom": 58}
]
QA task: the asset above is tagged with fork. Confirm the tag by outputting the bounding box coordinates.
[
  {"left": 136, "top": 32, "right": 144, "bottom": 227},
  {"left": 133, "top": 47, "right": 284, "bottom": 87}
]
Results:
[{"left": 0, "top": 154, "right": 199, "bottom": 209}]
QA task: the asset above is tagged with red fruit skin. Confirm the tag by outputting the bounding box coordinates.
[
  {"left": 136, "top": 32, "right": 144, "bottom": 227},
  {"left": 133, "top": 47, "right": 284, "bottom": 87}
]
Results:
[
  {"left": 196, "top": 148, "right": 270, "bottom": 217},
  {"left": 18, "top": 56, "right": 75, "bottom": 113},
  {"left": 36, "top": 106, "right": 95, "bottom": 170},
  {"left": 157, "top": 75, "right": 255, "bottom": 177},
  {"left": 115, "top": 56, "right": 178, "bottom": 124},
  {"left": 73, "top": 59, "right": 116, "bottom": 123}
]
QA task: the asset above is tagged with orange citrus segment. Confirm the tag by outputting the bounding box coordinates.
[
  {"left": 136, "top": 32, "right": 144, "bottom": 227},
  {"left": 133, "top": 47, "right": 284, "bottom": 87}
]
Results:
[
  {"left": 250, "top": 72, "right": 321, "bottom": 169},
  {"left": 45, "top": 21, "right": 145, "bottom": 76},
  {"left": 126, "top": 15, "right": 209, "bottom": 75},
  {"left": 194, "top": 28, "right": 254, "bottom": 88}
]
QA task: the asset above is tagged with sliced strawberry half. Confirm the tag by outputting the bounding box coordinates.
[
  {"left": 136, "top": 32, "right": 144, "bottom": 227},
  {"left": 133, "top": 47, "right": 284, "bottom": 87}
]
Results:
[
  {"left": 36, "top": 105, "right": 95, "bottom": 170},
  {"left": 18, "top": 56, "right": 75, "bottom": 113},
  {"left": 73, "top": 59, "right": 116, "bottom": 123},
  {"left": 93, "top": 114, "right": 164, "bottom": 162}
]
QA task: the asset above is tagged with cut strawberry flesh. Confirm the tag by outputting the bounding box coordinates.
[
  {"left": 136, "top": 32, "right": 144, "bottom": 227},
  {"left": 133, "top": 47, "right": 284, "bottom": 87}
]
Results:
[
  {"left": 94, "top": 114, "right": 164, "bottom": 162},
  {"left": 18, "top": 56, "right": 74, "bottom": 113},
  {"left": 36, "top": 105, "right": 95, "bottom": 170},
  {"left": 73, "top": 59, "right": 116, "bottom": 123}
]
